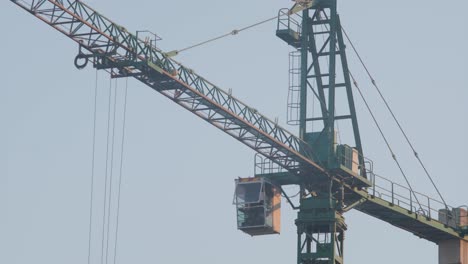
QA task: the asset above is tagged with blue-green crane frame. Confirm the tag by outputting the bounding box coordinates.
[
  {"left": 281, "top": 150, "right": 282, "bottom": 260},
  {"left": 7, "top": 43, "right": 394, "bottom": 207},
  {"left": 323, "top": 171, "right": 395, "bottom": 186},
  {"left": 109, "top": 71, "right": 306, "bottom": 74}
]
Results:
[
  {"left": 10, "top": 1, "right": 467, "bottom": 263},
  {"left": 279, "top": 0, "right": 364, "bottom": 262}
]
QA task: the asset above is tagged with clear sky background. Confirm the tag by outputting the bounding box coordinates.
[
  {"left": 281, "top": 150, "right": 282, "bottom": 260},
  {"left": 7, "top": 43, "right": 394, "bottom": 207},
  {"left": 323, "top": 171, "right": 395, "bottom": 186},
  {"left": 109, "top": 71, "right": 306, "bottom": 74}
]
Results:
[{"left": 2, "top": 0, "right": 468, "bottom": 264}]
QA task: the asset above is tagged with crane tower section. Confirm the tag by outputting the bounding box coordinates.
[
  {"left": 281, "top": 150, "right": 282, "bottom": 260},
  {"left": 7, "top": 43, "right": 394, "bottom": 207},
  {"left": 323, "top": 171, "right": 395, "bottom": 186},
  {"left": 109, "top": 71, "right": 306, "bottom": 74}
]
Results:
[
  {"left": 277, "top": 0, "right": 364, "bottom": 176},
  {"left": 276, "top": 0, "right": 367, "bottom": 263}
]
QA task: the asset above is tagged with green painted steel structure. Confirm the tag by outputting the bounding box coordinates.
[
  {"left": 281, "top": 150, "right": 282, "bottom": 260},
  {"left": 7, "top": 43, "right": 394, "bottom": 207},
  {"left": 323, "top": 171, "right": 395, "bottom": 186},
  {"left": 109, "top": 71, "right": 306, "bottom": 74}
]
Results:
[
  {"left": 276, "top": 0, "right": 366, "bottom": 262},
  {"left": 9, "top": 0, "right": 468, "bottom": 263}
]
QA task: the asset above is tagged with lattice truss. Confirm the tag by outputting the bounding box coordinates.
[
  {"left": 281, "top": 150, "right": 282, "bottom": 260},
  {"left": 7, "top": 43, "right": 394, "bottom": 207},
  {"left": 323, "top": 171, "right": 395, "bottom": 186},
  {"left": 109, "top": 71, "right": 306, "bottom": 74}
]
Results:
[
  {"left": 13, "top": 0, "right": 326, "bottom": 176},
  {"left": 11, "top": 0, "right": 467, "bottom": 244}
]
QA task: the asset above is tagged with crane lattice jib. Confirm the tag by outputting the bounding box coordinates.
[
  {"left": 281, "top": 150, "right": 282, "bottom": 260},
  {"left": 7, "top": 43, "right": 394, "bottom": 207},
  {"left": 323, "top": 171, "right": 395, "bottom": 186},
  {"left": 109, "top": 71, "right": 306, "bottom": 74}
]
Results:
[
  {"left": 12, "top": 0, "right": 467, "bottom": 244},
  {"left": 12, "top": 0, "right": 326, "bottom": 176}
]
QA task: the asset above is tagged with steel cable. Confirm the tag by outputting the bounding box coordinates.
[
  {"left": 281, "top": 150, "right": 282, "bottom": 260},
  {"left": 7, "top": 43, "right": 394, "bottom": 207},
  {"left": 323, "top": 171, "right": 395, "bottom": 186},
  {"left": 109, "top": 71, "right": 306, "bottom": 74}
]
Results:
[
  {"left": 101, "top": 77, "right": 114, "bottom": 264},
  {"left": 349, "top": 73, "right": 424, "bottom": 212},
  {"left": 87, "top": 70, "right": 99, "bottom": 264},
  {"left": 342, "top": 27, "right": 448, "bottom": 209},
  {"left": 105, "top": 79, "right": 119, "bottom": 264},
  {"left": 318, "top": 21, "right": 423, "bottom": 205},
  {"left": 176, "top": 14, "right": 283, "bottom": 54},
  {"left": 113, "top": 77, "right": 129, "bottom": 264},
  {"left": 177, "top": 16, "right": 277, "bottom": 53}
]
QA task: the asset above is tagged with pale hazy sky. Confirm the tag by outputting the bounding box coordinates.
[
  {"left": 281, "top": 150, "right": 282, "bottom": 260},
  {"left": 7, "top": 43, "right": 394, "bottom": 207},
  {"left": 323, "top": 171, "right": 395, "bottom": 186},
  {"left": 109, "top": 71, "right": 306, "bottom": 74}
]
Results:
[{"left": 3, "top": 1, "right": 468, "bottom": 264}]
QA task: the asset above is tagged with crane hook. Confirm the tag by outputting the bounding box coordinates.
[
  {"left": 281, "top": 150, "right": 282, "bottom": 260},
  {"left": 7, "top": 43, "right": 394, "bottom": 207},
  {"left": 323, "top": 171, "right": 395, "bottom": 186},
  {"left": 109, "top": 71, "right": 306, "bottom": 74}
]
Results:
[
  {"left": 74, "top": 54, "right": 89, "bottom": 70},
  {"left": 74, "top": 44, "right": 89, "bottom": 70}
]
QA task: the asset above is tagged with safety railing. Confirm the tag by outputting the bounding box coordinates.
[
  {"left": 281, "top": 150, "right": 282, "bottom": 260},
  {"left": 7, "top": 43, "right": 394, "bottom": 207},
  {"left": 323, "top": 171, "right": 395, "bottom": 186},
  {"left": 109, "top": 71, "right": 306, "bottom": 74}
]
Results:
[
  {"left": 333, "top": 145, "right": 459, "bottom": 226},
  {"left": 255, "top": 146, "right": 374, "bottom": 179},
  {"left": 277, "top": 8, "right": 302, "bottom": 36},
  {"left": 368, "top": 172, "right": 462, "bottom": 227},
  {"left": 254, "top": 153, "right": 289, "bottom": 175},
  {"left": 255, "top": 150, "right": 465, "bottom": 229}
]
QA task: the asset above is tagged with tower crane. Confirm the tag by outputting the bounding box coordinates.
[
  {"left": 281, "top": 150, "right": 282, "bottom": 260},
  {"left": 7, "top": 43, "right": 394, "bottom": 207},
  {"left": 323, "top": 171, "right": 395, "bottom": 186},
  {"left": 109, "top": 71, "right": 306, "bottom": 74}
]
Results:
[{"left": 7, "top": 0, "right": 468, "bottom": 263}]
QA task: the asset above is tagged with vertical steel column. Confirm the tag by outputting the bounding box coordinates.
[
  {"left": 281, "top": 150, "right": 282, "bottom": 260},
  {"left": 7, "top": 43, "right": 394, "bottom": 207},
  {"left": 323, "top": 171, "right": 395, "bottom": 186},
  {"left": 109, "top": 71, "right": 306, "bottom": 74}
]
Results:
[
  {"left": 335, "top": 15, "right": 366, "bottom": 175},
  {"left": 326, "top": 0, "right": 338, "bottom": 166},
  {"left": 299, "top": 9, "right": 310, "bottom": 141}
]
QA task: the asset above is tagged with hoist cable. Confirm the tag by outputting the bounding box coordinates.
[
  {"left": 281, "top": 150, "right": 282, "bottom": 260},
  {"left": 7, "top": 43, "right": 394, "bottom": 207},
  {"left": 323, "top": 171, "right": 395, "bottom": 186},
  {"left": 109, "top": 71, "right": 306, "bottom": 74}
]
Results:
[
  {"left": 87, "top": 70, "right": 99, "bottom": 264},
  {"left": 113, "top": 78, "right": 129, "bottom": 264},
  {"left": 342, "top": 27, "right": 448, "bottom": 209},
  {"left": 105, "top": 79, "right": 119, "bottom": 264},
  {"left": 176, "top": 14, "right": 281, "bottom": 54},
  {"left": 101, "top": 77, "right": 114, "bottom": 264},
  {"left": 349, "top": 73, "right": 424, "bottom": 212}
]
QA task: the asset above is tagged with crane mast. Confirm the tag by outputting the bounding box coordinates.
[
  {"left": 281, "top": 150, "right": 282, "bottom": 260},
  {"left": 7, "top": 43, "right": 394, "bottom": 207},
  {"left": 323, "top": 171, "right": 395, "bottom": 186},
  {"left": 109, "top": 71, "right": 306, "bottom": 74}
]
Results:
[
  {"left": 9, "top": 0, "right": 468, "bottom": 263},
  {"left": 276, "top": 0, "right": 363, "bottom": 262}
]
